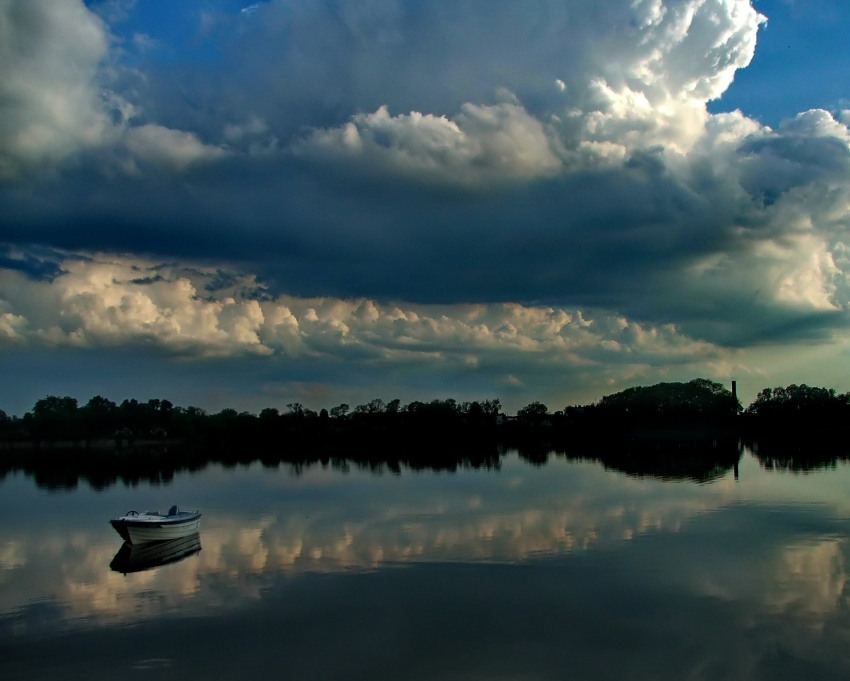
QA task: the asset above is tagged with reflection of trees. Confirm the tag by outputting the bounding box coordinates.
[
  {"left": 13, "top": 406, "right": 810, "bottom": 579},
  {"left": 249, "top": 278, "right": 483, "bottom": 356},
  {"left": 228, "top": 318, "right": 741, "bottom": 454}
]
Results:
[
  {"left": 590, "top": 437, "right": 741, "bottom": 482},
  {"left": 17, "top": 447, "right": 189, "bottom": 491},
  {"left": 2, "top": 432, "right": 748, "bottom": 490},
  {"left": 21, "top": 429, "right": 850, "bottom": 488},
  {"left": 516, "top": 442, "right": 551, "bottom": 466},
  {"left": 0, "top": 435, "right": 504, "bottom": 491},
  {"left": 539, "top": 434, "right": 743, "bottom": 483},
  {"left": 747, "top": 434, "right": 850, "bottom": 472}
]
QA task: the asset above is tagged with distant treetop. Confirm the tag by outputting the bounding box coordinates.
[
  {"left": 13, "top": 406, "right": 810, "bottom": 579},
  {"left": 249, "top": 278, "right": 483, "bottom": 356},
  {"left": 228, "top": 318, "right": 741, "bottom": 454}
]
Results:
[{"left": 597, "top": 379, "right": 738, "bottom": 417}]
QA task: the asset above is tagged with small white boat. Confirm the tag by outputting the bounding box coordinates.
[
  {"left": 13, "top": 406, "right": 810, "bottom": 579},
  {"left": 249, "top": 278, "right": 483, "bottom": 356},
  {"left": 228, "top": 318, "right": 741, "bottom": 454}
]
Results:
[{"left": 110, "top": 505, "right": 201, "bottom": 544}]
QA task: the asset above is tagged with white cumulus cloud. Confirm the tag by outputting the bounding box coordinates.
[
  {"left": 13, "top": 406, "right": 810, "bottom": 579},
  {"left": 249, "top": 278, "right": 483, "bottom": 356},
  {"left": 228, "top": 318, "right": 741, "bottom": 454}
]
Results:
[
  {"left": 0, "top": 255, "right": 729, "bottom": 379},
  {"left": 0, "top": 0, "right": 228, "bottom": 179},
  {"left": 294, "top": 103, "right": 563, "bottom": 188},
  {"left": 0, "top": 0, "right": 111, "bottom": 177}
]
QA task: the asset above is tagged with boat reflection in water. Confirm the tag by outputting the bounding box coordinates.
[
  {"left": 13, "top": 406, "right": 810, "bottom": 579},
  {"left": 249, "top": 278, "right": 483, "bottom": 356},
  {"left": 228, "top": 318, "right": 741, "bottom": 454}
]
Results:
[{"left": 109, "top": 532, "right": 202, "bottom": 574}]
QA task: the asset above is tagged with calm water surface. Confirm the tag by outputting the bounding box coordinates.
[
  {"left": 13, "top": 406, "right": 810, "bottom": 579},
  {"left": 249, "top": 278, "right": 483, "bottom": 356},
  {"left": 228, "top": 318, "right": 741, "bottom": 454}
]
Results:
[{"left": 1, "top": 448, "right": 849, "bottom": 680}]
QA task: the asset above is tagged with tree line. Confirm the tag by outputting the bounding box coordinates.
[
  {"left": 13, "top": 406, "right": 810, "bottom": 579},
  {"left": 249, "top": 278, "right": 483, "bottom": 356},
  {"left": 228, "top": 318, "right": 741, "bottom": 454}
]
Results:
[
  {"left": 3, "top": 379, "right": 850, "bottom": 491},
  {"left": 2, "top": 379, "right": 849, "bottom": 449}
]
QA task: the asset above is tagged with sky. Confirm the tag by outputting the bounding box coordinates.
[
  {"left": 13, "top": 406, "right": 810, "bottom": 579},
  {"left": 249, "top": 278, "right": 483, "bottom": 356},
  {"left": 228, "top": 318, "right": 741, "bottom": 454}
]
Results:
[{"left": 2, "top": 0, "right": 850, "bottom": 417}]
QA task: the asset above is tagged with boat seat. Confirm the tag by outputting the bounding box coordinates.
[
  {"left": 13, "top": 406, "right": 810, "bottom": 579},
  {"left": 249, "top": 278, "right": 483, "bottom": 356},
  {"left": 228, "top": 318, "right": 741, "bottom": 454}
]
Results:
[{"left": 168, "top": 505, "right": 178, "bottom": 516}]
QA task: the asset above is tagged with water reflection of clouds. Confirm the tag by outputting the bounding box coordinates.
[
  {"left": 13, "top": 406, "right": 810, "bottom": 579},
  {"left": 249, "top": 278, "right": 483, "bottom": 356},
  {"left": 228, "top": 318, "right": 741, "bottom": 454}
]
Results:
[
  {"left": 0, "top": 484, "right": 723, "bottom": 630},
  {"left": 631, "top": 505, "right": 850, "bottom": 664},
  {"left": 770, "top": 540, "right": 847, "bottom": 619},
  {"left": 2, "top": 456, "right": 850, "bottom": 645},
  {"left": 746, "top": 539, "right": 850, "bottom": 678},
  {"left": 703, "top": 535, "right": 848, "bottom": 620},
  {"left": 0, "top": 541, "right": 25, "bottom": 570}
]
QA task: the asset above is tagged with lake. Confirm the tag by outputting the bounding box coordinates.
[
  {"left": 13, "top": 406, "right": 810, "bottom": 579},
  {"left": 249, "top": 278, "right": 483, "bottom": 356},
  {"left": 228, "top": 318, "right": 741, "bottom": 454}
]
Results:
[{"left": 1, "top": 445, "right": 849, "bottom": 680}]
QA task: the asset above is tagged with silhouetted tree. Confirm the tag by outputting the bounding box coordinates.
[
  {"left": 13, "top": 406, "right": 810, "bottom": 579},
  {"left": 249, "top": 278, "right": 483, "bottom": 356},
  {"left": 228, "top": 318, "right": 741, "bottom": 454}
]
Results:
[
  {"left": 0, "top": 409, "right": 12, "bottom": 443},
  {"left": 355, "top": 399, "right": 385, "bottom": 415},
  {"left": 745, "top": 384, "right": 850, "bottom": 432},
  {"left": 517, "top": 401, "right": 549, "bottom": 425},
  {"left": 330, "top": 404, "right": 349, "bottom": 419},
  {"left": 481, "top": 399, "right": 502, "bottom": 416},
  {"left": 81, "top": 395, "right": 118, "bottom": 442},
  {"left": 31, "top": 396, "right": 80, "bottom": 444},
  {"left": 147, "top": 398, "right": 174, "bottom": 435},
  {"left": 171, "top": 405, "right": 207, "bottom": 439},
  {"left": 596, "top": 379, "right": 738, "bottom": 423}
]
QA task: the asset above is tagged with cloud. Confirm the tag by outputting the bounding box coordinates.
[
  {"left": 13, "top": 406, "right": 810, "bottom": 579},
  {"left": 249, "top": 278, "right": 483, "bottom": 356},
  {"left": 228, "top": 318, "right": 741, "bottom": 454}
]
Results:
[
  {"left": 4, "top": 103, "right": 850, "bottom": 348},
  {"left": 0, "top": 257, "right": 271, "bottom": 357},
  {"left": 123, "top": 124, "right": 228, "bottom": 170},
  {"left": 0, "top": 255, "right": 730, "bottom": 386},
  {"left": 4, "top": 0, "right": 850, "bottom": 408},
  {"left": 1, "top": 0, "right": 764, "bottom": 178},
  {"left": 0, "top": 0, "right": 768, "bottom": 185},
  {"left": 0, "top": 0, "right": 227, "bottom": 179},
  {"left": 273, "top": 0, "right": 765, "bottom": 174},
  {"left": 293, "top": 103, "right": 562, "bottom": 188},
  {"left": 0, "top": 0, "right": 111, "bottom": 177}
]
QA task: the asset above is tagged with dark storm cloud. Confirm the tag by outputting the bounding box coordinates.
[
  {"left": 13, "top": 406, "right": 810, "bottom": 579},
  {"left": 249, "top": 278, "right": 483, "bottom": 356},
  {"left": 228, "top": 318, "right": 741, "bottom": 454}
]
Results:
[
  {"left": 0, "top": 150, "right": 719, "bottom": 300},
  {"left": 3, "top": 131, "right": 847, "bottom": 348},
  {"left": 7, "top": 130, "right": 842, "bottom": 348}
]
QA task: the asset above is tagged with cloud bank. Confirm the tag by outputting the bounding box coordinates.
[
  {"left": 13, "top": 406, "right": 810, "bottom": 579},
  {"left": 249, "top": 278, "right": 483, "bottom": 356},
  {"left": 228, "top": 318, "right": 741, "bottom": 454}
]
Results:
[{"left": 0, "top": 255, "right": 729, "bottom": 402}]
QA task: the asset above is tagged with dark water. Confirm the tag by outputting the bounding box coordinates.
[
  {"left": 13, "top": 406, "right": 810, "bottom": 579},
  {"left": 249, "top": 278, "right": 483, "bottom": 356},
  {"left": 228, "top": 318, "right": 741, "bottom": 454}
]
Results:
[{"left": 1, "top": 447, "right": 849, "bottom": 680}]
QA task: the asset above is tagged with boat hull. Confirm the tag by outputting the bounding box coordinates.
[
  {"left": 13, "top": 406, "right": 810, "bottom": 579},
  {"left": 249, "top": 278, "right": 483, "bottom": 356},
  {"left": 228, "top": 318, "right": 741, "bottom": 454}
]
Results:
[{"left": 110, "top": 511, "right": 202, "bottom": 544}]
